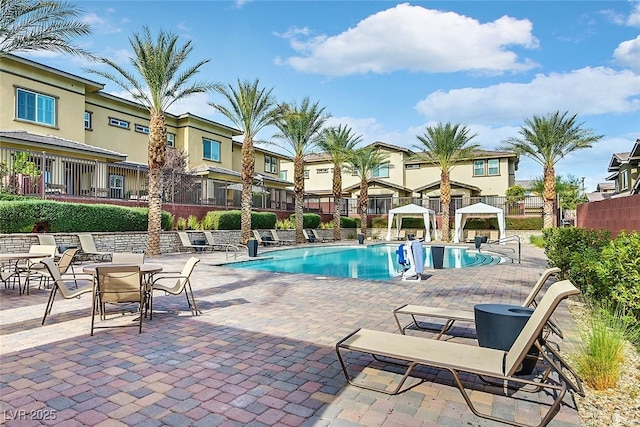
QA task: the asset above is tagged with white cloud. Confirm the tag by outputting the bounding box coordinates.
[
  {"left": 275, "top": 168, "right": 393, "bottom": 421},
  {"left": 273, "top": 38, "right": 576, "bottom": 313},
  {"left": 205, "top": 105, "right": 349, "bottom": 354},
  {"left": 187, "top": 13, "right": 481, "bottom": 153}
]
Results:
[
  {"left": 614, "top": 35, "right": 640, "bottom": 71},
  {"left": 279, "top": 3, "right": 539, "bottom": 76},
  {"left": 82, "top": 12, "right": 122, "bottom": 35},
  {"left": 415, "top": 67, "right": 640, "bottom": 124},
  {"left": 628, "top": 0, "right": 640, "bottom": 26}
]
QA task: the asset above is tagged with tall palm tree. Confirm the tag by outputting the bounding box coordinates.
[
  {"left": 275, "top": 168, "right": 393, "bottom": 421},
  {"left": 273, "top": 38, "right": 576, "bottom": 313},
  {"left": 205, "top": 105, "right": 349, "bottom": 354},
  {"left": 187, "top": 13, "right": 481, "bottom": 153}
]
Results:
[
  {"left": 317, "top": 125, "right": 362, "bottom": 241},
  {"left": 209, "top": 79, "right": 278, "bottom": 244},
  {"left": 343, "top": 146, "right": 389, "bottom": 239},
  {"left": 414, "top": 123, "right": 479, "bottom": 242},
  {"left": 87, "top": 27, "right": 215, "bottom": 255},
  {"left": 273, "top": 97, "right": 329, "bottom": 243},
  {"left": 0, "top": 0, "right": 92, "bottom": 58},
  {"left": 500, "top": 111, "right": 602, "bottom": 228}
]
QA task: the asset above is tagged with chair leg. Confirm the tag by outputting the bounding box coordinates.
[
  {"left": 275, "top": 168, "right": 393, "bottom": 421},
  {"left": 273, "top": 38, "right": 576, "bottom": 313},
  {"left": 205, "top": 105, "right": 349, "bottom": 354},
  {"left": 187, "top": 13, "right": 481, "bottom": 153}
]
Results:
[
  {"left": 185, "top": 281, "right": 200, "bottom": 315},
  {"left": 42, "top": 285, "right": 58, "bottom": 325},
  {"left": 90, "top": 289, "right": 97, "bottom": 336}
]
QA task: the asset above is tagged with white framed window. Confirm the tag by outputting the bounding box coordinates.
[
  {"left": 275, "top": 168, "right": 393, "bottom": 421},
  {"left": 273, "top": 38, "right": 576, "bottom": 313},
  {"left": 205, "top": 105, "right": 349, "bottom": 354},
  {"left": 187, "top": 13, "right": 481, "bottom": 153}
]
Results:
[
  {"left": 372, "top": 163, "right": 389, "bottom": 178},
  {"left": 134, "top": 124, "right": 149, "bottom": 134},
  {"left": 279, "top": 170, "right": 287, "bottom": 180},
  {"left": 304, "top": 170, "right": 309, "bottom": 179},
  {"left": 16, "top": 88, "right": 56, "bottom": 126},
  {"left": 84, "top": 111, "right": 92, "bottom": 129},
  {"left": 109, "top": 117, "right": 129, "bottom": 129},
  {"left": 488, "top": 159, "right": 500, "bottom": 175},
  {"left": 109, "top": 174, "right": 124, "bottom": 199},
  {"left": 474, "top": 159, "right": 500, "bottom": 176},
  {"left": 474, "top": 160, "right": 486, "bottom": 176},
  {"left": 167, "top": 133, "right": 175, "bottom": 147},
  {"left": 203, "top": 138, "right": 221, "bottom": 161},
  {"left": 317, "top": 168, "right": 329, "bottom": 174},
  {"left": 621, "top": 170, "right": 629, "bottom": 190},
  {"left": 264, "top": 155, "right": 278, "bottom": 173}
]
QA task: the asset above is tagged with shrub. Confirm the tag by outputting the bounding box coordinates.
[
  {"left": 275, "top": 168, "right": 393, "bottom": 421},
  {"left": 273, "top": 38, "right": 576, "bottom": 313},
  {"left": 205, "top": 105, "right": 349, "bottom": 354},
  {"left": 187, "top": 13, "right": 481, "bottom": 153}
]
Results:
[
  {"left": 529, "top": 234, "right": 545, "bottom": 248},
  {"left": 288, "top": 213, "right": 321, "bottom": 229},
  {"left": 276, "top": 218, "right": 295, "bottom": 229},
  {"left": 340, "top": 216, "right": 358, "bottom": 228},
  {"left": 543, "top": 227, "right": 611, "bottom": 278},
  {"left": 506, "top": 216, "right": 543, "bottom": 230},
  {"left": 187, "top": 215, "right": 200, "bottom": 230},
  {"left": 250, "top": 211, "right": 277, "bottom": 229},
  {"left": 175, "top": 217, "right": 187, "bottom": 230}
]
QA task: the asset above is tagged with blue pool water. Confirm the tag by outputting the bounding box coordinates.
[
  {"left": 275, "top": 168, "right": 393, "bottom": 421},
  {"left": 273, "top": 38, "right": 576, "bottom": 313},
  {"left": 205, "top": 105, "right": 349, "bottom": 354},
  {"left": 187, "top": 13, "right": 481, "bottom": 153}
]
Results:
[{"left": 225, "top": 244, "right": 502, "bottom": 281}]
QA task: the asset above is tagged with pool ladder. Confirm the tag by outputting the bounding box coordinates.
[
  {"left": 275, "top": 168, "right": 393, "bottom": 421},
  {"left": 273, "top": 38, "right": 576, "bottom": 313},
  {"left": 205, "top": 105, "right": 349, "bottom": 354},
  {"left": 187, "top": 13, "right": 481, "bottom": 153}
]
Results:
[{"left": 483, "top": 235, "right": 521, "bottom": 264}]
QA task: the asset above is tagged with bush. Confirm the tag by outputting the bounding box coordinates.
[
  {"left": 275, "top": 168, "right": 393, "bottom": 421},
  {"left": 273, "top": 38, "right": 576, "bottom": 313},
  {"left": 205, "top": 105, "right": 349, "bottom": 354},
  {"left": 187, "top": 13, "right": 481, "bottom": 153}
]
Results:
[
  {"left": 175, "top": 217, "right": 187, "bottom": 230},
  {"left": 187, "top": 215, "right": 200, "bottom": 230},
  {"left": 529, "top": 234, "right": 545, "bottom": 248},
  {"left": 463, "top": 218, "right": 499, "bottom": 230},
  {"left": 288, "top": 213, "right": 321, "bottom": 229},
  {"left": 276, "top": 218, "right": 294, "bottom": 229},
  {"left": 506, "top": 216, "right": 543, "bottom": 230},
  {"left": 543, "top": 227, "right": 611, "bottom": 278},
  {"left": 340, "top": 216, "right": 358, "bottom": 228}
]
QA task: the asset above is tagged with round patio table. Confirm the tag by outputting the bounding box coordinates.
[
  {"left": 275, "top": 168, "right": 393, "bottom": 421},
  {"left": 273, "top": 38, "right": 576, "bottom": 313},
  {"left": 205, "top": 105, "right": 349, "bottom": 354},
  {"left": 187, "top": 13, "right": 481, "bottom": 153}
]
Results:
[{"left": 0, "top": 252, "right": 51, "bottom": 295}]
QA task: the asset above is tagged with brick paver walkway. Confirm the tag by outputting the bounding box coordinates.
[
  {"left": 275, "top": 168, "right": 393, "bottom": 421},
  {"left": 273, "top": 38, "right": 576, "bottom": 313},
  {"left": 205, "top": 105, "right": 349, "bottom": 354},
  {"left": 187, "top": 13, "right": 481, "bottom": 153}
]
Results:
[{"left": 0, "top": 242, "right": 582, "bottom": 426}]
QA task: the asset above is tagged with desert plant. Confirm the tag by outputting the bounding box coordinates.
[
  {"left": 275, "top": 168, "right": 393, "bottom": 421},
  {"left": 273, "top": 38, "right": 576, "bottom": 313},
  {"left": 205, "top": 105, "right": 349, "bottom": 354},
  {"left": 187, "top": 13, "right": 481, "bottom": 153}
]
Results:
[
  {"left": 175, "top": 217, "right": 187, "bottom": 230},
  {"left": 276, "top": 218, "right": 294, "bottom": 230},
  {"left": 187, "top": 215, "right": 200, "bottom": 230}
]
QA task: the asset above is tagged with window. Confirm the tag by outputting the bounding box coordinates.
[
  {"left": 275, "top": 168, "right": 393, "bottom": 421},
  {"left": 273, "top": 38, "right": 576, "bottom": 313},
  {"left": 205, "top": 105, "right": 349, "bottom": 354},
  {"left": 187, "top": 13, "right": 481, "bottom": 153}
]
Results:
[
  {"left": 16, "top": 88, "right": 56, "bottom": 126},
  {"left": 167, "top": 133, "right": 175, "bottom": 147},
  {"left": 264, "top": 155, "right": 278, "bottom": 173},
  {"left": 405, "top": 164, "right": 420, "bottom": 169},
  {"left": 488, "top": 159, "right": 500, "bottom": 175},
  {"left": 203, "top": 138, "right": 221, "bottom": 161},
  {"left": 474, "top": 160, "right": 486, "bottom": 176},
  {"left": 372, "top": 163, "right": 389, "bottom": 178},
  {"left": 317, "top": 168, "right": 329, "bottom": 174},
  {"left": 109, "top": 117, "right": 129, "bottom": 129},
  {"left": 84, "top": 111, "right": 92, "bottom": 129},
  {"left": 134, "top": 124, "right": 149, "bottom": 134},
  {"left": 621, "top": 170, "right": 629, "bottom": 190},
  {"left": 109, "top": 174, "right": 124, "bottom": 199},
  {"left": 304, "top": 170, "right": 309, "bottom": 179},
  {"left": 279, "top": 170, "right": 287, "bottom": 180}
]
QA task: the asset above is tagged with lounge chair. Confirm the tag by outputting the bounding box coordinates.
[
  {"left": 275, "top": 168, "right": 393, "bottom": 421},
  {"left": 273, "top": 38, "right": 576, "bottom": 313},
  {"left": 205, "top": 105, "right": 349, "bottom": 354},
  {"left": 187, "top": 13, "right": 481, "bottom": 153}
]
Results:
[
  {"left": 465, "top": 229, "right": 477, "bottom": 243},
  {"left": 311, "top": 229, "right": 333, "bottom": 242},
  {"left": 177, "top": 231, "right": 212, "bottom": 253},
  {"left": 41, "top": 257, "right": 93, "bottom": 325},
  {"left": 252, "top": 229, "right": 278, "bottom": 246},
  {"left": 269, "top": 229, "right": 296, "bottom": 245},
  {"left": 336, "top": 280, "right": 582, "bottom": 427},
  {"left": 203, "top": 231, "right": 247, "bottom": 259},
  {"left": 78, "top": 234, "right": 112, "bottom": 262},
  {"left": 302, "top": 229, "right": 317, "bottom": 243},
  {"left": 37, "top": 234, "right": 62, "bottom": 258},
  {"left": 394, "top": 267, "right": 562, "bottom": 339},
  {"left": 396, "top": 229, "right": 406, "bottom": 241}
]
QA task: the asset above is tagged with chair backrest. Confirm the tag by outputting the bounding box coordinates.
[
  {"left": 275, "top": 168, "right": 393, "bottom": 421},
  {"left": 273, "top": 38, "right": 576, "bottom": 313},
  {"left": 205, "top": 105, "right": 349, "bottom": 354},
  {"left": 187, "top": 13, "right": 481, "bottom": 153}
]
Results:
[
  {"left": 40, "top": 257, "right": 63, "bottom": 282},
  {"left": 37, "top": 234, "right": 57, "bottom": 246},
  {"left": 78, "top": 234, "right": 98, "bottom": 253},
  {"left": 57, "top": 247, "right": 79, "bottom": 275},
  {"left": 252, "top": 229, "right": 264, "bottom": 244},
  {"left": 112, "top": 252, "right": 145, "bottom": 264},
  {"left": 29, "top": 244, "right": 57, "bottom": 256},
  {"left": 177, "top": 231, "right": 193, "bottom": 247},
  {"left": 95, "top": 265, "right": 141, "bottom": 304},
  {"left": 302, "top": 230, "right": 313, "bottom": 242},
  {"left": 522, "top": 267, "right": 561, "bottom": 308},
  {"left": 269, "top": 229, "right": 281, "bottom": 242},
  {"left": 203, "top": 231, "right": 218, "bottom": 246},
  {"left": 416, "top": 229, "right": 425, "bottom": 239},
  {"left": 489, "top": 230, "right": 499, "bottom": 241},
  {"left": 41, "top": 256, "right": 88, "bottom": 298},
  {"left": 466, "top": 230, "right": 476, "bottom": 240},
  {"left": 179, "top": 257, "right": 200, "bottom": 288},
  {"left": 504, "top": 280, "right": 579, "bottom": 376}
]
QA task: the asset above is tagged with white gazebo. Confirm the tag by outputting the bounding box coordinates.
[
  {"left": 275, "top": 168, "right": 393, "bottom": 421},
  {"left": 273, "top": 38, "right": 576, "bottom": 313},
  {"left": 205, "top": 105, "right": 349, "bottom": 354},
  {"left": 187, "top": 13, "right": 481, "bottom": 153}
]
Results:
[
  {"left": 385, "top": 203, "right": 438, "bottom": 242},
  {"left": 453, "top": 202, "right": 506, "bottom": 243}
]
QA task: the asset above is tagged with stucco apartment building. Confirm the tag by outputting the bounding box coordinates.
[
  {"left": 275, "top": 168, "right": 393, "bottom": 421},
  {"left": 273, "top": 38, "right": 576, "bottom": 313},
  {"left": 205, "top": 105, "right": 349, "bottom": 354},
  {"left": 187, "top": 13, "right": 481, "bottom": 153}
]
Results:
[
  {"left": 0, "top": 54, "right": 292, "bottom": 209},
  {"left": 283, "top": 141, "right": 519, "bottom": 215}
]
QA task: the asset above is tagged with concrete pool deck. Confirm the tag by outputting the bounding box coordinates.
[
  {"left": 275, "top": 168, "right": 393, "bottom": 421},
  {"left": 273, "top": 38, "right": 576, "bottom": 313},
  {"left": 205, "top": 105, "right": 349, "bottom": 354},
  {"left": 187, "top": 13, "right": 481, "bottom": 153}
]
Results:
[{"left": 0, "top": 241, "right": 582, "bottom": 426}]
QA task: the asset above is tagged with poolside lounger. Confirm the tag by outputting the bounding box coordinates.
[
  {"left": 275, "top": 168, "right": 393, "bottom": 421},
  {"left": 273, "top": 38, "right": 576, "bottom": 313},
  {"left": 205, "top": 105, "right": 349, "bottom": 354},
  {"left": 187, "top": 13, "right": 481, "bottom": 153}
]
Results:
[
  {"left": 203, "top": 231, "right": 247, "bottom": 259},
  {"left": 78, "top": 234, "right": 112, "bottom": 262},
  {"left": 270, "top": 229, "right": 296, "bottom": 245},
  {"left": 252, "top": 229, "right": 279, "bottom": 246},
  {"left": 394, "top": 267, "right": 562, "bottom": 339},
  {"left": 302, "top": 229, "right": 318, "bottom": 243},
  {"left": 311, "top": 229, "right": 333, "bottom": 242},
  {"left": 177, "top": 231, "right": 213, "bottom": 253},
  {"left": 336, "top": 280, "right": 582, "bottom": 427}
]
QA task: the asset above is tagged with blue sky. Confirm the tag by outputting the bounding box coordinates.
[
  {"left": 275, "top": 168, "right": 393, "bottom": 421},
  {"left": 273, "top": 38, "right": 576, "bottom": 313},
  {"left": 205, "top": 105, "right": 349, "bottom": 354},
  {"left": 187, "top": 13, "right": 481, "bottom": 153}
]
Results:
[{"left": 20, "top": 0, "right": 640, "bottom": 192}]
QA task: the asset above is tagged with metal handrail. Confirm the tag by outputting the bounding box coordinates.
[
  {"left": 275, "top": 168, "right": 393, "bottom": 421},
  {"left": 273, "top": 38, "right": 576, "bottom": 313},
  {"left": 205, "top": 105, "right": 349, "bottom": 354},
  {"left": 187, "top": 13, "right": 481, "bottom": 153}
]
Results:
[{"left": 485, "top": 235, "right": 521, "bottom": 264}]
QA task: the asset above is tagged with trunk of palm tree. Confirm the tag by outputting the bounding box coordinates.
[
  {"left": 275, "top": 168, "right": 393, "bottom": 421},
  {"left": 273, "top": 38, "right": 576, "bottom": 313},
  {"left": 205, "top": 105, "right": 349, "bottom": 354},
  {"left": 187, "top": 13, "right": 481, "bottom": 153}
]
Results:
[
  {"left": 240, "top": 138, "right": 255, "bottom": 244},
  {"left": 440, "top": 169, "right": 451, "bottom": 242},
  {"left": 146, "top": 110, "right": 167, "bottom": 256},
  {"left": 543, "top": 165, "right": 556, "bottom": 228},
  {"left": 294, "top": 156, "right": 305, "bottom": 243},
  {"left": 332, "top": 165, "right": 342, "bottom": 241},
  {"left": 359, "top": 179, "right": 368, "bottom": 237}
]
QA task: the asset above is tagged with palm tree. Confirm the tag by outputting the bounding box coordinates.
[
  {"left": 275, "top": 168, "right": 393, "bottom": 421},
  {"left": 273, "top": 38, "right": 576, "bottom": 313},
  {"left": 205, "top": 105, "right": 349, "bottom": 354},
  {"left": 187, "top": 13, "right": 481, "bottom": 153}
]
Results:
[
  {"left": 500, "top": 111, "right": 602, "bottom": 228},
  {"left": 414, "top": 123, "right": 479, "bottom": 242},
  {"left": 87, "top": 27, "right": 216, "bottom": 255},
  {"left": 317, "top": 125, "right": 362, "bottom": 241},
  {"left": 0, "top": 0, "right": 92, "bottom": 58},
  {"left": 273, "top": 97, "right": 329, "bottom": 243},
  {"left": 343, "top": 146, "right": 389, "bottom": 239},
  {"left": 209, "top": 79, "right": 278, "bottom": 244}
]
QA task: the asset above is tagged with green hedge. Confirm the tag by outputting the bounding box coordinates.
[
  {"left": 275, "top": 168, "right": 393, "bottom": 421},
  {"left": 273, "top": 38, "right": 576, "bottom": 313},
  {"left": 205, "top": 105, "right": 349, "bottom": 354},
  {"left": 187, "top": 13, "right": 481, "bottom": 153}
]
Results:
[
  {"left": 200, "top": 210, "right": 277, "bottom": 230},
  {"left": 0, "top": 200, "right": 173, "bottom": 233},
  {"left": 340, "top": 216, "right": 359, "bottom": 228},
  {"left": 289, "top": 213, "right": 321, "bottom": 229},
  {"left": 506, "top": 217, "right": 543, "bottom": 230}
]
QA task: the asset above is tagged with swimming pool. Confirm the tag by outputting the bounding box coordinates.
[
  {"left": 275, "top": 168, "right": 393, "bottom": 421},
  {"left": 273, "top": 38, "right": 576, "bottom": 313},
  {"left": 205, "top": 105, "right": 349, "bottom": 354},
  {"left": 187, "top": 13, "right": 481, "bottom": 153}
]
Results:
[{"left": 224, "top": 244, "right": 503, "bottom": 281}]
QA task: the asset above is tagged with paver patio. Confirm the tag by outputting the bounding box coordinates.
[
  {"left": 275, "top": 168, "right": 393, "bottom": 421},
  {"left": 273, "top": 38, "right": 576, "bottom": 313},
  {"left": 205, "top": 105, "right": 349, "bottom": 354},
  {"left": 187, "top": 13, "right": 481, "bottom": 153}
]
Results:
[{"left": 0, "top": 242, "right": 582, "bottom": 426}]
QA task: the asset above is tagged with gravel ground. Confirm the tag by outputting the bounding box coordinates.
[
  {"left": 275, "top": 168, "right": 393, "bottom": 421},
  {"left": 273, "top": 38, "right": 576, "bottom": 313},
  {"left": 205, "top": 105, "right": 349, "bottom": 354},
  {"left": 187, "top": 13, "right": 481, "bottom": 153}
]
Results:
[{"left": 567, "top": 301, "right": 640, "bottom": 427}]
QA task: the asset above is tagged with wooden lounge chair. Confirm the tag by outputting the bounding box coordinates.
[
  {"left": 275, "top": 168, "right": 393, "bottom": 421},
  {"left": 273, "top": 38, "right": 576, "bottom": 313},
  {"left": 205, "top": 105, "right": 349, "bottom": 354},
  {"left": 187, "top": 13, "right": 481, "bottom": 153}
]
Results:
[
  {"left": 252, "top": 229, "right": 278, "bottom": 246},
  {"left": 336, "top": 280, "right": 582, "bottom": 427},
  {"left": 177, "top": 231, "right": 212, "bottom": 253},
  {"left": 394, "top": 267, "right": 562, "bottom": 339},
  {"left": 203, "top": 231, "right": 247, "bottom": 259},
  {"left": 270, "top": 229, "right": 295, "bottom": 245},
  {"left": 78, "top": 234, "right": 112, "bottom": 262}
]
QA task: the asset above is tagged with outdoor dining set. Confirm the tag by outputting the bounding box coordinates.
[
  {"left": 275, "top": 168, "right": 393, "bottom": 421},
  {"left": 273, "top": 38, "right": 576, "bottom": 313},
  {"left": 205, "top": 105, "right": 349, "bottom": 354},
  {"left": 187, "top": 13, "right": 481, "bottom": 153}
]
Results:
[{"left": 0, "top": 233, "right": 200, "bottom": 335}]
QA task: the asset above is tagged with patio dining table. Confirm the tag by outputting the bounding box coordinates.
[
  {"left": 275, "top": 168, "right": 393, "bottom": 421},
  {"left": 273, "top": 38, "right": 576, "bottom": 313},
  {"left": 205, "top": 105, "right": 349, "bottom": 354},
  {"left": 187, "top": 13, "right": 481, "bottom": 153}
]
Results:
[{"left": 0, "top": 252, "right": 51, "bottom": 295}]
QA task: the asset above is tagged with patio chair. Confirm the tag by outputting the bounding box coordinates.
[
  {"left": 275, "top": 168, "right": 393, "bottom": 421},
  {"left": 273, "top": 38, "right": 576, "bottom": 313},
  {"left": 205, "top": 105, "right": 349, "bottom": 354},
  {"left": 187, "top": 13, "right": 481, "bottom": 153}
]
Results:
[
  {"left": 488, "top": 230, "right": 500, "bottom": 242},
  {"left": 302, "top": 229, "right": 317, "bottom": 243},
  {"left": 397, "top": 229, "right": 407, "bottom": 241},
  {"left": 37, "top": 234, "right": 62, "bottom": 258},
  {"left": 203, "top": 231, "right": 247, "bottom": 259},
  {"left": 465, "top": 229, "right": 477, "bottom": 243},
  {"left": 35, "top": 247, "right": 80, "bottom": 285},
  {"left": 112, "top": 252, "right": 145, "bottom": 264},
  {"left": 311, "top": 229, "right": 333, "bottom": 242},
  {"left": 17, "top": 244, "right": 57, "bottom": 292},
  {"left": 177, "top": 231, "right": 212, "bottom": 253},
  {"left": 91, "top": 265, "right": 145, "bottom": 335},
  {"left": 270, "top": 229, "right": 296, "bottom": 245},
  {"left": 41, "top": 257, "right": 93, "bottom": 325},
  {"left": 78, "top": 234, "right": 112, "bottom": 262},
  {"left": 394, "top": 267, "right": 562, "bottom": 339},
  {"left": 252, "top": 229, "right": 278, "bottom": 246},
  {"left": 336, "top": 280, "right": 582, "bottom": 427},
  {"left": 149, "top": 257, "right": 200, "bottom": 319}
]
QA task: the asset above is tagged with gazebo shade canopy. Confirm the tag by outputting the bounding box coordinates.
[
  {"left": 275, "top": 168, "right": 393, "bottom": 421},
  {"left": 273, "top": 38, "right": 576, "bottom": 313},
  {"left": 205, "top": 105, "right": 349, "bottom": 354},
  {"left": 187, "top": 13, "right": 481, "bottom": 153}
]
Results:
[
  {"left": 453, "top": 202, "right": 506, "bottom": 243},
  {"left": 386, "top": 203, "right": 438, "bottom": 242}
]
